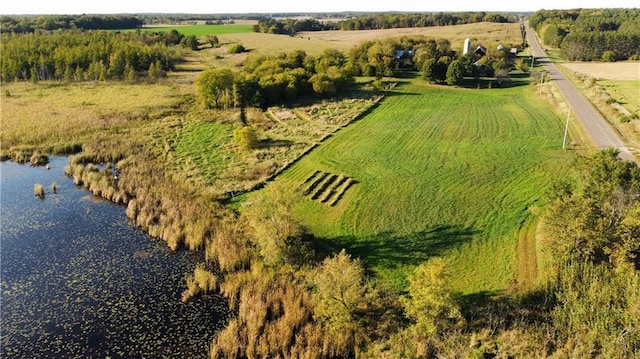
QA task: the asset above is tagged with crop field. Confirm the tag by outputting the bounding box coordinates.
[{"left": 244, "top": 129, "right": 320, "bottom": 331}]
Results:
[
  {"left": 267, "top": 77, "right": 572, "bottom": 293},
  {"left": 207, "top": 21, "right": 523, "bottom": 63},
  {"left": 561, "top": 62, "right": 640, "bottom": 81},
  {"left": 301, "top": 22, "right": 523, "bottom": 50}
]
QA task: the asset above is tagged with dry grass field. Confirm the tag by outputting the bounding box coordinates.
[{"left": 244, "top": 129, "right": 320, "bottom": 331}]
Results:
[
  {"left": 0, "top": 81, "right": 191, "bottom": 149},
  {"left": 207, "top": 22, "right": 523, "bottom": 66},
  {"left": 562, "top": 61, "right": 640, "bottom": 81},
  {"left": 301, "top": 22, "right": 523, "bottom": 49}
]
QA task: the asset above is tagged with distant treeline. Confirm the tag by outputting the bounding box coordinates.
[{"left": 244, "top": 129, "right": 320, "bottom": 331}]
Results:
[
  {"left": 529, "top": 8, "right": 640, "bottom": 61},
  {"left": 253, "top": 18, "right": 335, "bottom": 35},
  {"left": 336, "top": 12, "right": 515, "bottom": 30},
  {"left": 254, "top": 12, "right": 517, "bottom": 35},
  {"left": 0, "top": 15, "right": 143, "bottom": 33},
  {"left": 0, "top": 30, "right": 179, "bottom": 82}
]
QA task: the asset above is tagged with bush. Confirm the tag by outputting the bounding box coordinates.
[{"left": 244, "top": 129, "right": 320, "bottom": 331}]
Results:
[
  {"left": 228, "top": 43, "right": 246, "bottom": 54},
  {"left": 233, "top": 126, "right": 259, "bottom": 151},
  {"left": 601, "top": 51, "right": 617, "bottom": 62}
]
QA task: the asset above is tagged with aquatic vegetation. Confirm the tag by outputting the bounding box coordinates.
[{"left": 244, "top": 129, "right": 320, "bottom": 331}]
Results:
[
  {"left": 2, "top": 159, "right": 229, "bottom": 358},
  {"left": 33, "top": 183, "right": 45, "bottom": 198},
  {"left": 30, "top": 152, "right": 49, "bottom": 166}
]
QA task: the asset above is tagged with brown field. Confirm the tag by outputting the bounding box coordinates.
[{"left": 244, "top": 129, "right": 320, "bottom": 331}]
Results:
[
  {"left": 301, "top": 22, "right": 522, "bottom": 49},
  {"left": 561, "top": 61, "right": 640, "bottom": 81},
  {"left": 212, "top": 22, "right": 522, "bottom": 64}
]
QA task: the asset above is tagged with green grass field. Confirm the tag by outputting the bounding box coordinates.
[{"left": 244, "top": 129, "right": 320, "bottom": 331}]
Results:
[
  {"left": 263, "top": 76, "right": 572, "bottom": 294},
  {"left": 123, "top": 24, "right": 254, "bottom": 36}
]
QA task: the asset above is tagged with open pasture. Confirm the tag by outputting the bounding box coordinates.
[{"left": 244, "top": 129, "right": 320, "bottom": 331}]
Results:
[
  {"left": 126, "top": 24, "right": 254, "bottom": 36},
  {"left": 272, "top": 77, "right": 572, "bottom": 293}
]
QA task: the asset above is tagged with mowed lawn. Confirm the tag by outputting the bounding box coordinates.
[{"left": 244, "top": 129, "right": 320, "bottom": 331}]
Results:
[{"left": 273, "top": 77, "right": 572, "bottom": 294}]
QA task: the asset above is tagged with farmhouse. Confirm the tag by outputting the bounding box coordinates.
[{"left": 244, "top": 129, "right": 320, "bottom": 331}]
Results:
[{"left": 394, "top": 50, "right": 414, "bottom": 68}]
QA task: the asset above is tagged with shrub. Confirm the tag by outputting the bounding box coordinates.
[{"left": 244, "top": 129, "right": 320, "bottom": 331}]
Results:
[
  {"left": 228, "top": 43, "right": 246, "bottom": 54},
  {"left": 601, "top": 51, "right": 617, "bottom": 62},
  {"left": 233, "top": 126, "right": 259, "bottom": 151}
]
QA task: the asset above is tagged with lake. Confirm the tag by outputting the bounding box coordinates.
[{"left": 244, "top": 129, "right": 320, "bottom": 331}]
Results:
[{"left": 0, "top": 157, "right": 228, "bottom": 358}]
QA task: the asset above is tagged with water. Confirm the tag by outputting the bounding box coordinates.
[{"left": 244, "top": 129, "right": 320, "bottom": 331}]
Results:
[{"left": 1, "top": 157, "right": 228, "bottom": 358}]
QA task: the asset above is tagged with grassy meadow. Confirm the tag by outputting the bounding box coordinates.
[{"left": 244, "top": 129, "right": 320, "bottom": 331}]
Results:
[
  {"left": 124, "top": 24, "right": 254, "bottom": 36},
  {"left": 263, "top": 76, "right": 573, "bottom": 293}
]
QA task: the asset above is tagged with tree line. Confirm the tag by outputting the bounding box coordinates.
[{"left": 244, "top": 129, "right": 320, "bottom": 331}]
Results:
[
  {"left": 529, "top": 8, "right": 640, "bottom": 61},
  {"left": 0, "top": 30, "right": 179, "bottom": 82},
  {"left": 336, "top": 12, "right": 515, "bottom": 30},
  {"left": 0, "top": 15, "right": 143, "bottom": 33},
  {"left": 253, "top": 18, "right": 335, "bottom": 35},
  {"left": 196, "top": 49, "right": 353, "bottom": 109},
  {"left": 253, "top": 12, "right": 517, "bottom": 35}
]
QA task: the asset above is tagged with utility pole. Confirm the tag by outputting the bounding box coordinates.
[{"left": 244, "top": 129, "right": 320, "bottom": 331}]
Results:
[{"left": 562, "top": 108, "right": 571, "bottom": 149}]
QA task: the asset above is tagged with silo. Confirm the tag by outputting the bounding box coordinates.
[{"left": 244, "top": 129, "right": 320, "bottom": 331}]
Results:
[{"left": 463, "top": 38, "right": 472, "bottom": 55}]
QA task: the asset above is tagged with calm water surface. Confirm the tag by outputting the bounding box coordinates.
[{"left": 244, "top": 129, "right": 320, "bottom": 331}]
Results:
[{"left": 0, "top": 157, "right": 227, "bottom": 358}]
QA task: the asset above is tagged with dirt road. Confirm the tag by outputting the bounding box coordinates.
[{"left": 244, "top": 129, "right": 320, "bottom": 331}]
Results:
[{"left": 525, "top": 22, "right": 636, "bottom": 162}]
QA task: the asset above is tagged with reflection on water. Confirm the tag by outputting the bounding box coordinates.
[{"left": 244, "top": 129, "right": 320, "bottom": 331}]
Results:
[{"left": 1, "top": 157, "right": 227, "bottom": 358}]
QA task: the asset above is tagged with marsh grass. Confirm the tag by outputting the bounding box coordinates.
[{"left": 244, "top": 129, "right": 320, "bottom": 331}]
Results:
[
  {"left": 33, "top": 183, "right": 45, "bottom": 198},
  {"left": 0, "top": 81, "right": 191, "bottom": 152}
]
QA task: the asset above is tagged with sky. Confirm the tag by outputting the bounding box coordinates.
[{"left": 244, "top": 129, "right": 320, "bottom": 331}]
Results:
[{"left": 1, "top": 0, "right": 638, "bottom": 15}]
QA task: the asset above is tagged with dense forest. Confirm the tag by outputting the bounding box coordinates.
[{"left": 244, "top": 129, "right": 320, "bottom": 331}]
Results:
[
  {"left": 0, "top": 14, "right": 143, "bottom": 33},
  {"left": 195, "top": 49, "right": 353, "bottom": 109},
  {"left": 529, "top": 8, "right": 640, "bottom": 61},
  {"left": 0, "top": 30, "right": 181, "bottom": 82},
  {"left": 253, "top": 12, "right": 516, "bottom": 35}
]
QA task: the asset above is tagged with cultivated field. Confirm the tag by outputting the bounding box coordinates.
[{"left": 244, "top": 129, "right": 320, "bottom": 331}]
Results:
[
  {"left": 562, "top": 61, "right": 640, "bottom": 81},
  {"left": 268, "top": 76, "right": 573, "bottom": 293},
  {"left": 211, "top": 21, "right": 523, "bottom": 62},
  {"left": 301, "top": 22, "right": 523, "bottom": 49}
]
